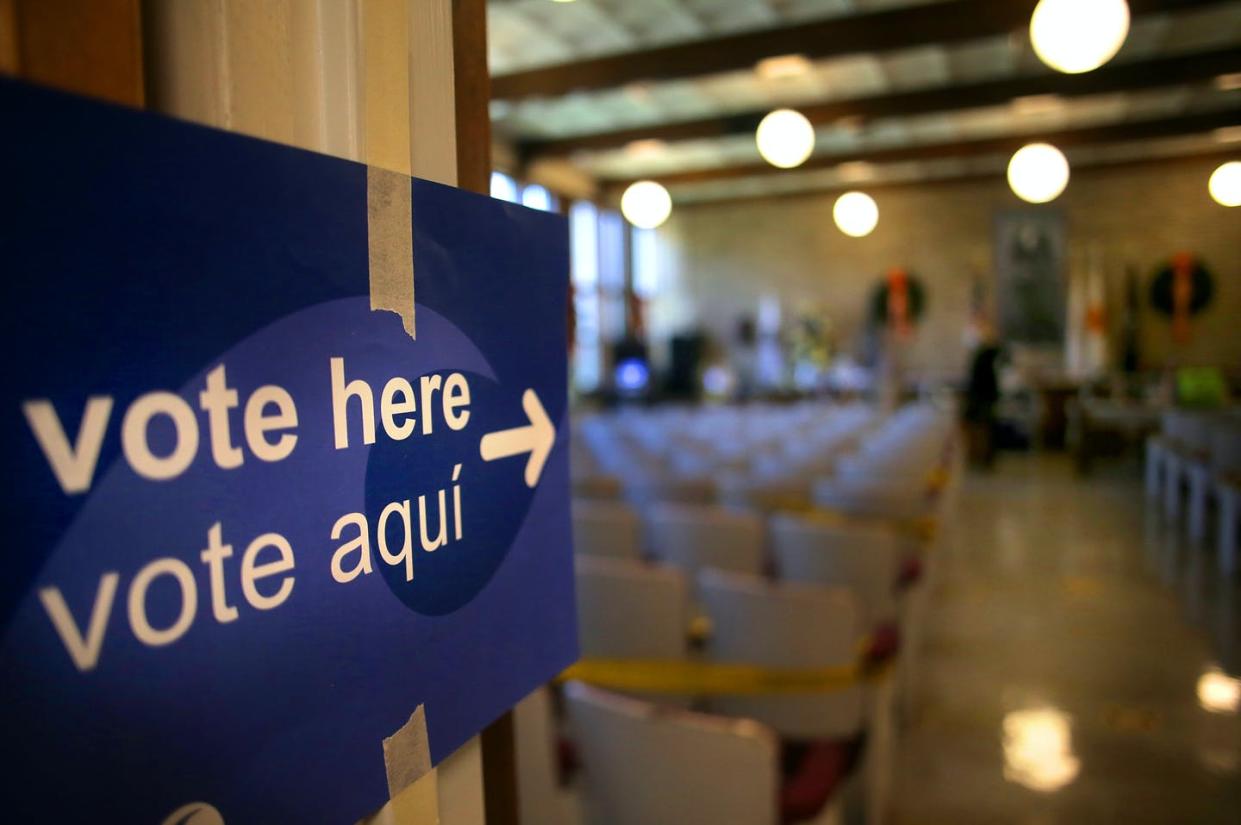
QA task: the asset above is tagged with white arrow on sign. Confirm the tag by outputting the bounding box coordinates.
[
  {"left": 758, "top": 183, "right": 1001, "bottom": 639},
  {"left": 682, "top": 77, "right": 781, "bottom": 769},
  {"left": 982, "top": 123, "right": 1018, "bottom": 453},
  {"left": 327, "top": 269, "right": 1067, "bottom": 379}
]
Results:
[{"left": 479, "top": 388, "right": 555, "bottom": 488}]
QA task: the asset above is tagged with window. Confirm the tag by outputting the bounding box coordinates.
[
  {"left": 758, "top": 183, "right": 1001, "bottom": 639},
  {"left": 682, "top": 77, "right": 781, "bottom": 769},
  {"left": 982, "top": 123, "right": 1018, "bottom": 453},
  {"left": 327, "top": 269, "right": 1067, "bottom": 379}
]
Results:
[
  {"left": 489, "top": 171, "right": 519, "bottom": 203},
  {"left": 491, "top": 177, "right": 633, "bottom": 395},
  {"left": 491, "top": 175, "right": 558, "bottom": 212},
  {"left": 521, "top": 184, "right": 557, "bottom": 213},
  {"left": 570, "top": 201, "right": 602, "bottom": 392},
  {"left": 596, "top": 209, "right": 628, "bottom": 344},
  {"left": 632, "top": 227, "right": 659, "bottom": 299}
]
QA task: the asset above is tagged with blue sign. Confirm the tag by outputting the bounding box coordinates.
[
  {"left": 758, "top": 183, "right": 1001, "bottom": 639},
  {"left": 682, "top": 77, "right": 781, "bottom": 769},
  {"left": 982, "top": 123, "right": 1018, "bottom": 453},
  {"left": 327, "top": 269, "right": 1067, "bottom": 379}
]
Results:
[{"left": 0, "top": 79, "right": 577, "bottom": 823}]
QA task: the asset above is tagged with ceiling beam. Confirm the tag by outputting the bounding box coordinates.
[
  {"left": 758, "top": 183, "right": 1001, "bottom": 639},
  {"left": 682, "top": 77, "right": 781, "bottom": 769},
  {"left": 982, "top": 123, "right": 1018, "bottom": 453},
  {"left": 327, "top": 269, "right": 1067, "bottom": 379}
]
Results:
[
  {"left": 520, "top": 47, "right": 1241, "bottom": 160},
  {"left": 671, "top": 146, "right": 1239, "bottom": 206},
  {"left": 602, "top": 108, "right": 1241, "bottom": 189},
  {"left": 491, "top": 0, "right": 1227, "bottom": 101}
]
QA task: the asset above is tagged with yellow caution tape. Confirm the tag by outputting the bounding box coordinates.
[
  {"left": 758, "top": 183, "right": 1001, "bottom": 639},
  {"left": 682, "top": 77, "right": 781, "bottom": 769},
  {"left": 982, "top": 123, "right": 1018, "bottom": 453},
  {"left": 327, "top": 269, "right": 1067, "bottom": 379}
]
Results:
[
  {"left": 907, "top": 516, "right": 939, "bottom": 543},
  {"left": 558, "top": 656, "right": 892, "bottom": 695},
  {"left": 755, "top": 491, "right": 815, "bottom": 513},
  {"left": 800, "top": 506, "right": 938, "bottom": 544},
  {"left": 925, "top": 467, "right": 950, "bottom": 495},
  {"left": 747, "top": 467, "right": 950, "bottom": 540}
]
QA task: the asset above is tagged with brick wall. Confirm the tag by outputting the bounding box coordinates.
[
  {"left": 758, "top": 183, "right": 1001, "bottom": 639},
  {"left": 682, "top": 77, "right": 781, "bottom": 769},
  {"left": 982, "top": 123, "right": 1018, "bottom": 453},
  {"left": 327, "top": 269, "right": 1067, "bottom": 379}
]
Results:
[{"left": 651, "top": 154, "right": 1239, "bottom": 380}]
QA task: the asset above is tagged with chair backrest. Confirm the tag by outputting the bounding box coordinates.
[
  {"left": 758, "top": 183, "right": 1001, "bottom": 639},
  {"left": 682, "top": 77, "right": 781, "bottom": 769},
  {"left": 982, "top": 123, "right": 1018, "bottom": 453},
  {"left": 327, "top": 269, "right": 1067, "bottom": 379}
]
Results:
[
  {"left": 572, "top": 499, "right": 642, "bottom": 561},
  {"left": 646, "top": 503, "right": 765, "bottom": 578},
  {"left": 624, "top": 474, "right": 717, "bottom": 511},
  {"left": 697, "top": 570, "right": 864, "bottom": 740},
  {"left": 574, "top": 556, "right": 689, "bottom": 660},
  {"left": 571, "top": 472, "right": 624, "bottom": 501},
  {"left": 1163, "top": 408, "right": 1210, "bottom": 452},
  {"left": 565, "top": 682, "right": 779, "bottom": 825},
  {"left": 716, "top": 473, "right": 812, "bottom": 514},
  {"left": 812, "top": 475, "right": 930, "bottom": 521},
  {"left": 1178, "top": 412, "right": 1214, "bottom": 454},
  {"left": 769, "top": 513, "right": 900, "bottom": 629},
  {"left": 1212, "top": 418, "right": 1241, "bottom": 476}
]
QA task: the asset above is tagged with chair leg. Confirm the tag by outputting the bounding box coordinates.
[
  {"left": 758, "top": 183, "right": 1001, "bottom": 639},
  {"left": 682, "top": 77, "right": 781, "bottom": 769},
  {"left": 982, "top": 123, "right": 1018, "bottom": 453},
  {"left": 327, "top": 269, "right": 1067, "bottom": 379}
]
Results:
[
  {"left": 1219, "top": 488, "right": 1238, "bottom": 577},
  {"left": 1145, "top": 441, "right": 1162, "bottom": 501},
  {"left": 863, "top": 676, "right": 897, "bottom": 825},
  {"left": 1187, "top": 467, "right": 1209, "bottom": 544},
  {"left": 1163, "top": 458, "right": 1182, "bottom": 521}
]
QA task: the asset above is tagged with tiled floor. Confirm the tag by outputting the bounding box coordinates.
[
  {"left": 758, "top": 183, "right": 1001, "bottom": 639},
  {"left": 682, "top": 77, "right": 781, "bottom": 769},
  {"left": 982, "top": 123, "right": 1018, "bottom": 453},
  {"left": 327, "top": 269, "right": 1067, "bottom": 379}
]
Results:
[{"left": 890, "top": 453, "right": 1241, "bottom": 824}]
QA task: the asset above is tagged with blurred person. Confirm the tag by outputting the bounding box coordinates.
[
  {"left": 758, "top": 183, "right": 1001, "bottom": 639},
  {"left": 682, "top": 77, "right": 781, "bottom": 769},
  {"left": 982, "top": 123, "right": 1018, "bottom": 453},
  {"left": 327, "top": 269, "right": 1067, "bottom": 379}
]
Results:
[
  {"left": 732, "top": 315, "right": 759, "bottom": 400},
  {"left": 964, "top": 321, "right": 1004, "bottom": 468}
]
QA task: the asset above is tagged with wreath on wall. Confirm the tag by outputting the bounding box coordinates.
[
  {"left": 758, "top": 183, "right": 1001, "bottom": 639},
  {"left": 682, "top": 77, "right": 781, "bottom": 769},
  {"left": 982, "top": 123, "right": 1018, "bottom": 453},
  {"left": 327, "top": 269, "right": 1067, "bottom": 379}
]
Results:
[
  {"left": 1149, "top": 253, "right": 1214, "bottom": 344},
  {"left": 869, "top": 268, "right": 928, "bottom": 328},
  {"left": 1149, "top": 254, "right": 1214, "bottom": 317}
]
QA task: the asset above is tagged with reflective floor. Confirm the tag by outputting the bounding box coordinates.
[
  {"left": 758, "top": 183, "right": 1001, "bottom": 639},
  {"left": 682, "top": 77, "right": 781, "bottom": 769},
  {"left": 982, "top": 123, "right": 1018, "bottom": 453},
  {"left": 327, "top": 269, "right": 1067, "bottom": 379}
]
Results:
[{"left": 891, "top": 453, "right": 1241, "bottom": 824}]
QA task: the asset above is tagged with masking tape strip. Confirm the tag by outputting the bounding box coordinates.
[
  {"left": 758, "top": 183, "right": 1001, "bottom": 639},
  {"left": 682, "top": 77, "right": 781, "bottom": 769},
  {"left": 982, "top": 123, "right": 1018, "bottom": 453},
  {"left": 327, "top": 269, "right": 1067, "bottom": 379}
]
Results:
[
  {"left": 382, "top": 705, "right": 433, "bottom": 800},
  {"left": 367, "top": 165, "right": 416, "bottom": 339},
  {"left": 558, "top": 656, "right": 892, "bottom": 696}
]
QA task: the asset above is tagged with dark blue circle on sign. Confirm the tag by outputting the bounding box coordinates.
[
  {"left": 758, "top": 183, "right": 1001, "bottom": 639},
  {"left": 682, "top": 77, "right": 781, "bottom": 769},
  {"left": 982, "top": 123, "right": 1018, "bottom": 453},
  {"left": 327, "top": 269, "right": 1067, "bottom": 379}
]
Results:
[{"left": 365, "top": 370, "right": 535, "bottom": 616}]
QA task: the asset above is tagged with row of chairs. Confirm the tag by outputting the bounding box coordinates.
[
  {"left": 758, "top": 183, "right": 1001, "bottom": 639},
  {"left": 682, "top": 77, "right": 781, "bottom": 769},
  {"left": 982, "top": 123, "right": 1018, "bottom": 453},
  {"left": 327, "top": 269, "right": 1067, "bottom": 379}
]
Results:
[
  {"left": 572, "top": 501, "right": 903, "bottom": 631},
  {"left": 516, "top": 401, "right": 958, "bottom": 825},
  {"left": 520, "top": 554, "right": 896, "bottom": 825},
  {"left": 1146, "top": 408, "right": 1241, "bottom": 574},
  {"left": 573, "top": 403, "right": 958, "bottom": 520},
  {"left": 569, "top": 564, "right": 874, "bottom": 825},
  {"left": 570, "top": 402, "right": 876, "bottom": 496}
]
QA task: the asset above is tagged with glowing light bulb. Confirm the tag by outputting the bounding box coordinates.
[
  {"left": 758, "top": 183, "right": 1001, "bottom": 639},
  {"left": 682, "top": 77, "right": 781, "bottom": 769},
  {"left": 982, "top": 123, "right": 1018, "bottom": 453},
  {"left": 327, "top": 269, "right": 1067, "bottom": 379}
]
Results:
[
  {"left": 1208, "top": 161, "right": 1241, "bottom": 207},
  {"left": 756, "top": 109, "right": 815, "bottom": 169},
  {"left": 1008, "top": 143, "right": 1070, "bottom": 203},
  {"left": 1030, "top": 0, "right": 1130, "bottom": 74},
  {"left": 620, "top": 180, "right": 672, "bottom": 229},
  {"left": 833, "top": 191, "right": 878, "bottom": 238}
]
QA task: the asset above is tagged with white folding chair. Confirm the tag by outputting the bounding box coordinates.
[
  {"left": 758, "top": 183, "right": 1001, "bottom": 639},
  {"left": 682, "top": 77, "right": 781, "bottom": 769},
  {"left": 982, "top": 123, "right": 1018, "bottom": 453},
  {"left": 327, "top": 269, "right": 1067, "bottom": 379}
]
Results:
[
  {"left": 565, "top": 682, "right": 780, "bottom": 825},
  {"left": 769, "top": 512, "right": 919, "bottom": 737},
  {"left": 697, "top": 570, "right": 864, "bottom": 741},
  {"left": 698, "top": 570, "right": 878, "bottom": 825},
  {"left": 770, "top": 514, "right": 900, "bottom": 630},
  {"left": 812, "top": 475, "right": 931, "bottom": 522},
  {"left": 573, "top": 556, "right": 689, "bottom": 660},
  {"left": 572, "top": 499, "right": 643, "bottom": 561},
  {"left": 646, "top": 502, "right": 765, "bottom": 579}
]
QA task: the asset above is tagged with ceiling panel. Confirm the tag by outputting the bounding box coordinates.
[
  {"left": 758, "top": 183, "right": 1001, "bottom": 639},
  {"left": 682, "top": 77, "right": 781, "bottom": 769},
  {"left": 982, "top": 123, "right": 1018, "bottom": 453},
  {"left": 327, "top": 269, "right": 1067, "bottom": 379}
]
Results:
[
  {"left": 488, "top": 0, "right": 1241, "bottom": 201},
  {"left": 493, "top": 19, "right": 1241, "bottom": 145},
  {"left": 668, "top": 132, "right": 1231, "bottom": 203},
  {"left": 488, "top": 0, "right": 957, "bottom": 75},
  {"left": 946, "top": 35, "right": 1019, "bottom": 82},
  {"left": 1159, "top": 2, "right": 1241, "bottom": 51},
  {"left": 880, "top": 45, "right": 952, "bottom": 89},
  {"left": 563, "top": 85, "right": 1239, "bottom": 181}
]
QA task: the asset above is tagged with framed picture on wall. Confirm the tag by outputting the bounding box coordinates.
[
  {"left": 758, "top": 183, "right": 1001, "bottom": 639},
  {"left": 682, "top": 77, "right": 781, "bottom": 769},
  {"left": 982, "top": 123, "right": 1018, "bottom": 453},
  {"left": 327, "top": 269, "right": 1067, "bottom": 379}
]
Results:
[{"left": 993, "top": 209, "right": 1067, "bottom": 345}]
